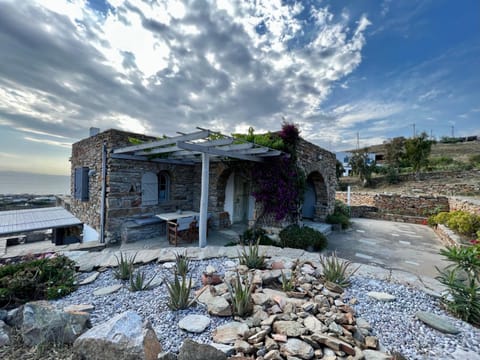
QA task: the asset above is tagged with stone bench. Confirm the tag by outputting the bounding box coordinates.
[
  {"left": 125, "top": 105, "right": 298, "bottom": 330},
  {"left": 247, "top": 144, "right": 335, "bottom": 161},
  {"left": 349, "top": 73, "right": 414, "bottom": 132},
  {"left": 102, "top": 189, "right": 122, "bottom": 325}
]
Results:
[{"left": 121, "top": 216, "right": 166, "bottom": 243}]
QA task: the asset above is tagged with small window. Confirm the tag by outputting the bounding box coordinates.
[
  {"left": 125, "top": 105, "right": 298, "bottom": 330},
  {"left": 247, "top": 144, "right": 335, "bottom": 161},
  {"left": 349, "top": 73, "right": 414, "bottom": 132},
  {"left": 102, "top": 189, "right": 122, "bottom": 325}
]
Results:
[
  {"left": 74, "top": 167, "right": 89, "bottom": 201},
  {"left": 158, "top": 172, "right": 170, "bottom": 202}
]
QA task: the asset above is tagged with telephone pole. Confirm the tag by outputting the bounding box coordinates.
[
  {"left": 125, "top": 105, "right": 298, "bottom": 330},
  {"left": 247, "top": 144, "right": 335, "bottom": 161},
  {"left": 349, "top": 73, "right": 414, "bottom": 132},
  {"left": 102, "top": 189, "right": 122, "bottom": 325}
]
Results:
[
  {"left": 412, "top": 123, "right": 416, "bottom": 138},
  {"left": 451, "top": 125, "right": 454, "bottom": 138}
]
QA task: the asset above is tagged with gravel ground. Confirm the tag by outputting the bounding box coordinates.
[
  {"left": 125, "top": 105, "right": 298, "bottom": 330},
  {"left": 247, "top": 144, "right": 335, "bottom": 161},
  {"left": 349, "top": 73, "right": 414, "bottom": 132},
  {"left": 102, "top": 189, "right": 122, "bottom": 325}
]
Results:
[{"left": 52, "top": 258, "right": 480, "bottom": 358}]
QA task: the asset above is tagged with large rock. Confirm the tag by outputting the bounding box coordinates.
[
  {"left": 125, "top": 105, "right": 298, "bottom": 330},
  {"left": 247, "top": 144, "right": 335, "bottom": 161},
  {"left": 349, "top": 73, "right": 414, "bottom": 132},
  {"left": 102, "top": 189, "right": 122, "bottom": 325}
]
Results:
[
  {"left": 73, "top": 310, "right": 161, "bottom": 360},
  {"left": 281, "top": 338, "right": 314, "bottom": 359},
  {"left": 197, "top": 287, "right": 232, "bottom": 316},
  {"left": 363, "top": 349, "right": 391, "bottom": 360},
  {"left": 178, "top": 315, "right": 211, "bottom": 333},
  {"left": 303, "top": 316, "right": 327, "bottom": 334},
  {"left": 212, "top": 321, "right": 249, "bottom": 344},
  {"left": 272, "top": 321, "right": 307, "bottom": 337},
  {"left": 21, "top": 301, "right": 90, "bottom": 346},
  {"left": 366, "top": 292, "right": 396, "bottom": 302},
  {"left": 178, "top": 339, "right": 227, "bottom": 360},
  {"left": 415, "top": 311, "right": 460, "bottom": 334},
  {"left": 0, "top": 320, "right": 11, "bottom": 347}
]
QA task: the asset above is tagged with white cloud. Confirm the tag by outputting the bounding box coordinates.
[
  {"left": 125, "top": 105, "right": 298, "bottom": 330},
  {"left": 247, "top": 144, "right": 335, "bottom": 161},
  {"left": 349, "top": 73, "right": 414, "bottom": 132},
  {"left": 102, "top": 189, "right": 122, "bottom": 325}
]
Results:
[{"left": 24, "top": 136, "right": 72, "bottom": 148}]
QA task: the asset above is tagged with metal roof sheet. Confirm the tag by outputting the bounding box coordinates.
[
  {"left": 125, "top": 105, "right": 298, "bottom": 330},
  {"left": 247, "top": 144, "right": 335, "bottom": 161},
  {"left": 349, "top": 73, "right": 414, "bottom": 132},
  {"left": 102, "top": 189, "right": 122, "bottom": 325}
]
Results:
[{"left": 0, "top": 207, "right": 82, "bottom": 236}]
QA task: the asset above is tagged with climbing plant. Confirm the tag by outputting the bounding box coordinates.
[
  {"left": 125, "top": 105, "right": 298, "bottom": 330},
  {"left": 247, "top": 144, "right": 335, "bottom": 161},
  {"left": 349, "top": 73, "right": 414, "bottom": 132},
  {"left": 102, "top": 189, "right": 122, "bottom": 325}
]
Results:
[{"left": 236, "top": 122, "right": 305, "bottom": 222}]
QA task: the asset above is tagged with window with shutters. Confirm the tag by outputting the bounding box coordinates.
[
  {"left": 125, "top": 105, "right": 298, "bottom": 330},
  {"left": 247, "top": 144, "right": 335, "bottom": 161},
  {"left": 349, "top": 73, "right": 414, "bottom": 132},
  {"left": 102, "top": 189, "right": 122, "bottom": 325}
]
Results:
[
  {"left": 158, "top": 172, "right": 170, "bottom": 202},
  {"left": 74, "top": 167, "right": 89, "bottom": 201},
  {"left": 141, "top": 172, "right": 158, "bottom": 206}
]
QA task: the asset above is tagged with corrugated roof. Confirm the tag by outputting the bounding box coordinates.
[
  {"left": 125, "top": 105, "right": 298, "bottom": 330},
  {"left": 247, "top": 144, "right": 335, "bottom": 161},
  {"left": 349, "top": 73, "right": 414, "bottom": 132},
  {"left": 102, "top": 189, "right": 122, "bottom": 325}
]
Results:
[{"left": 0, "top": 207, "right": 82, "bottom": 236}]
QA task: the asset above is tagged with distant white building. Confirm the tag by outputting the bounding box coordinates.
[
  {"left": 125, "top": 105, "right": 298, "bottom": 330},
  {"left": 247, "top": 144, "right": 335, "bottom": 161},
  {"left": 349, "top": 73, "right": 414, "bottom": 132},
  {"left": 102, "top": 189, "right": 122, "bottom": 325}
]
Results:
[{"left": 336, "top": 151, "right": 377, "bottom": 177}]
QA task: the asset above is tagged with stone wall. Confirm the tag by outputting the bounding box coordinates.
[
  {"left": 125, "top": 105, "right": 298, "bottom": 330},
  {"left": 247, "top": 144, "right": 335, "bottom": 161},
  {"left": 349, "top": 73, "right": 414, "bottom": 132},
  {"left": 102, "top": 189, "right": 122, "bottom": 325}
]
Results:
[
  {"left": 336, "top": 192, "right": 450, "bottom": 217},
  {"left": 448, "top": 197, "right": 480, "bottom": 215},
  {"left": 70, "top": 129, "right": 337, "bottom": 244},
  {"left": 296, "top": 138, "right": 337, "bottom": 220}
]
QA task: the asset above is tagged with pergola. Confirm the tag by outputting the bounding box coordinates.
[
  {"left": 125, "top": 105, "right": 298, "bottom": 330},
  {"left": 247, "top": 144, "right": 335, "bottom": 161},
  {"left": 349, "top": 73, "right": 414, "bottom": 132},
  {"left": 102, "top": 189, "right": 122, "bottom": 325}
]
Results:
[{"left": 111, "top": 128, "right": 283, "bottom": 247}]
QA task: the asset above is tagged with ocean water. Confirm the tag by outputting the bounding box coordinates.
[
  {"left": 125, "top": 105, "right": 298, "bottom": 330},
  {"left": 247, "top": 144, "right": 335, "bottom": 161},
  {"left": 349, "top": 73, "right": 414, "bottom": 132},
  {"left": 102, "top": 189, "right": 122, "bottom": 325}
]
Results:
[{"left": 0, "top": 171, "right": 70, "bottom": 195}]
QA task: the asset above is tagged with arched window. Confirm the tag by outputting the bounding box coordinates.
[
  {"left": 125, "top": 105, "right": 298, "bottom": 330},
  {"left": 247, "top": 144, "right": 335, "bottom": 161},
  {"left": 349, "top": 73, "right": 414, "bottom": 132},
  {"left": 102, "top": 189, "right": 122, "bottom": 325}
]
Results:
[{"left": 158, "top": 172, "right": 170, "bottom": 202}]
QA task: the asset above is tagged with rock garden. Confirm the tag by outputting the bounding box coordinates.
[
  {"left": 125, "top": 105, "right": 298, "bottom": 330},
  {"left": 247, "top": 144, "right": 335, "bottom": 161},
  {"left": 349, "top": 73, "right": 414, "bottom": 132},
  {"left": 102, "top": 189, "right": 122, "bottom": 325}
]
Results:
[{"left": 0, "top": 241, "right": 479, "bottom": 360}]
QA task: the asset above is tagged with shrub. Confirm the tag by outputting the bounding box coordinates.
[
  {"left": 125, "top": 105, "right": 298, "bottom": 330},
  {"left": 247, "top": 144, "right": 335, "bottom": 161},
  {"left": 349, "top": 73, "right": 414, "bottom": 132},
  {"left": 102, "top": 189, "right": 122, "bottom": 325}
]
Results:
[
  {"left": 165, "top": 271, "right": 193, "bottom": 310},
  {"left": 326, "top": 200, "right": 351, "bottom": 229},
  {"left": 241, "top": 227, "right": 275, "bottom": 245},
  {"left": 280, "top": 270, "right": 296, "bottom": 292},
  {"left": 279, "top": 224, "right": 328, "bottom": 251},
  {"left": 319, "top": 252, "right": 360, "bottom": 288},
  {"left": 0, "top": 255, "right": 76, "bottom": 308},
  {"left": 429, "top": 211, "right": 480, "bottom": 237},
  {"left": 226, "top": 271, "right": 254, "bottom": 317},
  {"left": 239, "top": 240, "right": 266, "bottom": 269},
  {"left": 436, "top": 244, "right": 480, "bottom": 326},
  {"left": 113, "top": 252, "right": 136, "bottom": 280}
]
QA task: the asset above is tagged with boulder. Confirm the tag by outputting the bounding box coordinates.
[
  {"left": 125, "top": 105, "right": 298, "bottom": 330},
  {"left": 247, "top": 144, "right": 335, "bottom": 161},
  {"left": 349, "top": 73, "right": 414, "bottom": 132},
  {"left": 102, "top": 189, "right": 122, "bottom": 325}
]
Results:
[
  {"left": 178, "top": 315, "right": 211, "bottom": 333},
  {"left": 0, "top": 320, "right": 11, "bottom": 347},
  {"left": 178, "top": 339, "right": 227, "bottom": 360},
  {"left": 73, "top": 310, "right": 161, "bottom": 360},
  {"left": 197, "top": 287, "right": 232, "bottom": 317},
  {"left": 366, "top": 292, "right": 396, "bottom": 302},
  {"left": 212, "top": 321, "right": 249, "bottom": 344},
  {"left": 272, "top": 321, "right": 307, "bottom": 337},
  {"left": 363, "top": 349, "right": 391, "bottom": 360},
  {"left": 303, "top": 316, "right": 327, "bottom": 334},
  {"left": 415, "top": 311, "right": 460, "bottom": 334},
  {"left": 21, "top": 301, "right": 90, "bottom": 346},
  {"left": 281, "top": 338, "right": 314, "bottom": 360}
]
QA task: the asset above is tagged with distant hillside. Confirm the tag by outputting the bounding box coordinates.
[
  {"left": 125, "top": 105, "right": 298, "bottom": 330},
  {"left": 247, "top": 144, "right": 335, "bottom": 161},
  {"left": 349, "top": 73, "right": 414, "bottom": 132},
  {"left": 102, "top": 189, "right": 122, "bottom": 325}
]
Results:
[{"left": 356, "top": 139, "right": 480, "bottom": 163}]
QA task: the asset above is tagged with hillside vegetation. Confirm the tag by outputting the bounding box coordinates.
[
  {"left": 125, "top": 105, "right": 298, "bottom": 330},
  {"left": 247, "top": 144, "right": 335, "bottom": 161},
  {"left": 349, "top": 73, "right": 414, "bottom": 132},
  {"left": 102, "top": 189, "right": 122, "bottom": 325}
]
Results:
[{"left": 341, "top": 140, "right": 480, "bottom": 198}]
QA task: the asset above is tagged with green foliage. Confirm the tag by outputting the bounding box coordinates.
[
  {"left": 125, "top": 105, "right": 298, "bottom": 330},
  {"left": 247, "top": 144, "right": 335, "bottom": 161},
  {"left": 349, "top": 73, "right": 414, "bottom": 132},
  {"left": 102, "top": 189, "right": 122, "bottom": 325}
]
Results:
[
  {"left": 348, "top": 149, "right": 376, "bottom": 186},
  {"left": 280, "top": 270, "right": 296, "bottom": 292},
  {"left": 129, "top": 270, "right": 155, "bottom": 292},
  {"left": 404, "top": 132, "right": 433, "bottom": 178},
  {"left": 165, "top": 271, "right": 193, "bottom": 310},
  {"left": 242, "top": 227, "right": 276, "bottom": 246},
  {"left": 0, "top": 255, "right": 76, "bottom": 308},
  {"left": 429, "top": 210, "right": 480, "bottom": 237},
  {"left": 325, "top": 200, "right": 351, "bottom": 229},
  {"left": 319, "top": 252, "right": 360, "bottom": 288},
  {"left": 335, "top": 160, "right": 345, "bottom": 180},
  {"left": 174, "top": 251, "right": 190, "bottom": 277},
  {"left": 469, "top": 154, "right": 480, "bottom": 168},
  {"left": 239, "top": 240, "right": 266, "bottom": 269},
  {"left": 279, "top": 224, "right": 328, "bottom": 251},
  {"left": 113, "top": 252, "right": 136, "bottom": 280},
  {"left": 384, "top": 137, "right": 405, "bottom": 172},
  {"left": 233, "top": 127, "right": 285, "bottom": 151},
  {"left": 226, "top": 271, "right": 254, "bottom": 317},
  {"left": 436, "top": 244, "right": 480, "bottom": 325}
]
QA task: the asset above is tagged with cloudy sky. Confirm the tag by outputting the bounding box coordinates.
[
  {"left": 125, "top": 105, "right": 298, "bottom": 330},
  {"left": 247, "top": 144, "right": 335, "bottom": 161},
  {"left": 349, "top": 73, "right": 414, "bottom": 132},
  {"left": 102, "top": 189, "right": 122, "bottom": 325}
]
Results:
[{"left": 0, "top": 0, "right": 478, "bottom": 175}]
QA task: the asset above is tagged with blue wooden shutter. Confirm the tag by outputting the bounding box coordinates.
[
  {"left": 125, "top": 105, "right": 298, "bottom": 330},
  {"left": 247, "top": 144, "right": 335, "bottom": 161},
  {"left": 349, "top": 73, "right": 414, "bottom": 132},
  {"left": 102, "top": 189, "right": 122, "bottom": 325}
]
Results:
[{"left": 74, "top": 167, "right": 89, "bottom": 201}]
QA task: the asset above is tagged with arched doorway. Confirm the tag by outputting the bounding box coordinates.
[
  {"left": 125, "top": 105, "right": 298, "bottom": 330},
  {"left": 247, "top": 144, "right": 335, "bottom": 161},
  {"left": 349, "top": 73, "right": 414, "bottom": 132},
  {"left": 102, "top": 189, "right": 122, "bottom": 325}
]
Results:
[
  {"left": 302, "top": 171, "right": 328, "bottom": 220},
  {"left": 302, "top": 179, "right": 316, "bottom": 219}
]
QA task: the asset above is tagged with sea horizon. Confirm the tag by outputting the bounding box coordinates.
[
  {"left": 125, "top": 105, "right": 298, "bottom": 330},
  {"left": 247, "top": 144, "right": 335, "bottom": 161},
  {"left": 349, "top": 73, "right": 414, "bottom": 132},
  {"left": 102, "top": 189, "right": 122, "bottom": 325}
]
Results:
[{"left": 0, "top": 170, "right": 70, "bottom": 195}]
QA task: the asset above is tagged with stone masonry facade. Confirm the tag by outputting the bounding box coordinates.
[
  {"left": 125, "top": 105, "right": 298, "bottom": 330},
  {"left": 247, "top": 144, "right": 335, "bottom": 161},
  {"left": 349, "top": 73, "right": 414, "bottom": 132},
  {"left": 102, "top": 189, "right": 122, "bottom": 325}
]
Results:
[{"left": 70, "top": 129, "right": 336, "bottom": 244}]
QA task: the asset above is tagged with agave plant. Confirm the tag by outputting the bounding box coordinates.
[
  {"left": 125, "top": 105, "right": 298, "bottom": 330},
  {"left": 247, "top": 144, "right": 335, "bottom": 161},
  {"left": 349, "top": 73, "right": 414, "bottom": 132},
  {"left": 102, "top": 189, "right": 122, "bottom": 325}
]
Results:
[
  {"left": 175, "top": 251, "right": 190, "bottom": 277},
  {"left": 280, "top": 270, "right": 296, "bottom": 292},
  {"left": 238, "top": 239, "right": 266, "bottom": 270},
  {"left": 113, "top": 252, "right": 136, "bottom": 280},
  {"left": 129, "top": 270, "right": 155, "bottom": 292},
  {"left": 319, "top": 252, "right": 359, "bottom": 288},
  {"left": 226, "top": 271, "right": 255, "bottom": 317},
  {"left": 165, "top": 270, "right": 193, "bottom": 310}
]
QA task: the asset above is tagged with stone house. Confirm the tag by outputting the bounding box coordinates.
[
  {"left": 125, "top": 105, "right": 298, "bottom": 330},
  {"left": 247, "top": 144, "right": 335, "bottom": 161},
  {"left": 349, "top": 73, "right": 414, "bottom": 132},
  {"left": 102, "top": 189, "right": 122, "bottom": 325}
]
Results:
[{"left": 68, "top": 128, "right": 336, "bottom": 245}]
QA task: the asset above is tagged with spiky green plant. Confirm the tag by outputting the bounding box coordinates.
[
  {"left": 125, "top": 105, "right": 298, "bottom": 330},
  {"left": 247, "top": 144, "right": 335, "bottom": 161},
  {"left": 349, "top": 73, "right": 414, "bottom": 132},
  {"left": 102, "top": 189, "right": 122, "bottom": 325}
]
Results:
[
  {"left": 226, "top": 271, "right": 255, "bottom": 317},
  {"left": 238, "top": 239, "right": 266, "bottom": 269},
  {"left": 175, "top": 251, "right": 190, "bottom": 277},
  {"left": 280, "top": 270, "right": 296, "bottom": 292},
  {"left": 165, "top": 270, "right": 193, "bottom": 310},
  {"left": 435, "top": 245, "right": 480, "bottom": 325},
  {"left": 113, "top": 252, "right": 136, "bottom": 280},
  {"left": 319, "top": 252, "right": 359, "bottom": 288},
  {"left": 129, "top": 270, "right": 155, "bottom": 292}
]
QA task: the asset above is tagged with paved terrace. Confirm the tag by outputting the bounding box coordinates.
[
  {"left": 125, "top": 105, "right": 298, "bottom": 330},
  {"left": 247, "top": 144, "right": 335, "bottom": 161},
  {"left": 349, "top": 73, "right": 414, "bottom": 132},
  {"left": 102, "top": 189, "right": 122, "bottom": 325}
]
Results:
[{"left": 0, "top": 222, "right": 445, "bottom": 296}]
